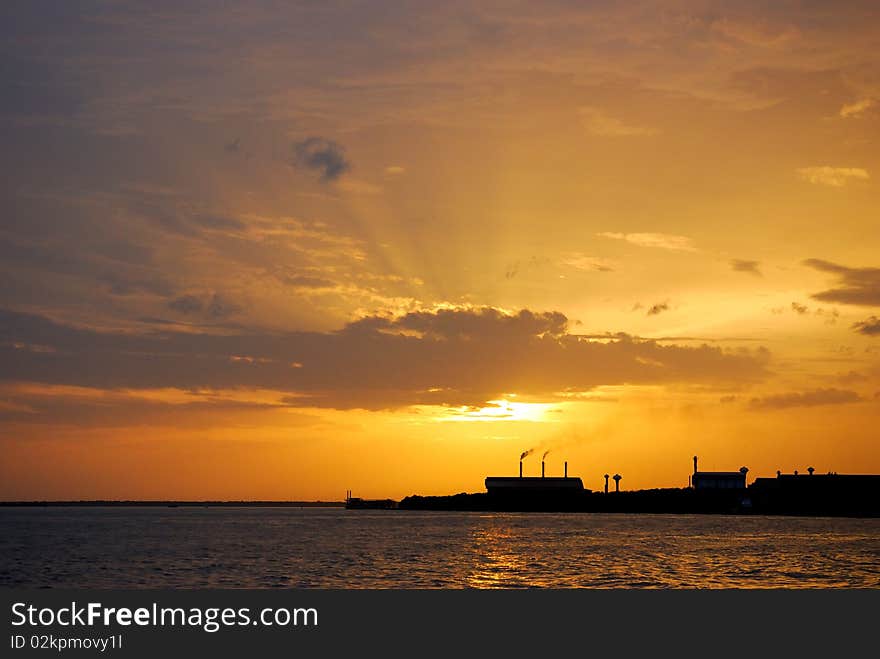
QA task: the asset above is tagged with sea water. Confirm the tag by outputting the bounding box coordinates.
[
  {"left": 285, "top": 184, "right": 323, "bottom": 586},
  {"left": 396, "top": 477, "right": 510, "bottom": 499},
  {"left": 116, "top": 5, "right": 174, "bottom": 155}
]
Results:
[{"left": 1, "top": 507, "right": 878, "bottom": 588}]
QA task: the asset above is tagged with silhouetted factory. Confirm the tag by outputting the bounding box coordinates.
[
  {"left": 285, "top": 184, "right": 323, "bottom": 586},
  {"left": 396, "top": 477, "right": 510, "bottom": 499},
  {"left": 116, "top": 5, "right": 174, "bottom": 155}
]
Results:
[
  {"left": 485, "top": 459, "right": 586, "bottom": 496},
  {"left": 748, "top": 470, "right": 880, "bottom": 516},
  {"left": 690, "top": 456, "right": 748, "bottom": 490},
  {"left": 396, "top": 452, "right": 880, "bottom": 516}
]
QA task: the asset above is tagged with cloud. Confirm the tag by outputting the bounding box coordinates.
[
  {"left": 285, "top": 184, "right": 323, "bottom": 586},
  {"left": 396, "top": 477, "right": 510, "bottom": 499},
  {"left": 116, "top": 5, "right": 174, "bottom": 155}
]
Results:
[
  {"left": 853, "top": 316, "right": 880, "bottom": 336},
  {"left": 749, "top": 388, "right": 862, "bottom": 410},
  {"left": 292, "top": 137, "right": 351, "bottom": 182},
  {"left": 166, "top": 293, "right": 240, "bottom": 321},
  {"left": 839, "top": 99, "right": 874, "bottom": 118},
  {"left": 191, "top": 214, "right": 247, "bottom": 232},
  {"left": 730, "top": 259, "right": 762, "bottom": 276},
  {"left": 384, "top": 165, "right": 405, "bottom": 175},
  {"left": 284, "top": 275, "right": 337, "bottom": 289},
  {"left": 0, "top": 234, "right": 174, "bottom": 300},
  {"left": 804, "top": 259, "right": 880, "bottom": 306},
  {"left": 837, "top": 370, "right": 868, "bottom": 385},
  {"left": 167, "top": 295, "right": 204, "bottom": 314},
  {"left": 791, "top": 301, "right": 808, "bottom": 315},
  {"left": 647, "top": 301, "right": 670, "bottom": 316},
  {"left": 503, "top": 256, "right": 550, "bottom": 280},
  {"left": 814, "top": 307, "right": 839, "bottom": 325},
  {"left": 578, "top": 107, "right": 656, "bottom": 137},
  {"left": 128, "top": 201, "right": 248, "bottom": 237},
  {"left": 0, "top": 382, "right": 318, "bottom": 429},
  {"left": 206, "top": 294, "right": 240, "bottom": 320},
  {"left": 0, "top": 306, "right": 769, "bottom": 411},
  {"left": 597, "top": 232, "right": 697, "bottom": 252},
  {"left": 335, "top": 178, "right": 381, "bottom": 195},
  {"left": 560, "top": 254, "right": 614, "bottom": 272},
  {"left": 796, "top": 166, "right": 869, "bottom": 187}
]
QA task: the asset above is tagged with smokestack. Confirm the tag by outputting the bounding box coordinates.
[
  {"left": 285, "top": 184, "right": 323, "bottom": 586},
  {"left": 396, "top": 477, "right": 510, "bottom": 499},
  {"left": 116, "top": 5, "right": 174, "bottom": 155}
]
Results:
[
  {"left": 604, "top": 474, "right": 609, "bottom": 494},
  {"left": 542, "top": 461, "right": 545, "bottom": 478},
  {"left": 519, "top": 461, "right": 523, "bottom": 478},
  {"left": 564, "top": 461, "right": 568, "bottom": 478},
  {"left": 693, "top": 455, "right": 698, "bottom": 475}
]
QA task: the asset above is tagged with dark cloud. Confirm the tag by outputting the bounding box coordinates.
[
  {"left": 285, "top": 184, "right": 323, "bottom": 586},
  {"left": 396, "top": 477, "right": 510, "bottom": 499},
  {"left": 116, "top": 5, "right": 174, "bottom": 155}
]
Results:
[
  {"left": 128, "top": 200, "right": 197, "bottom": 237},
  {"left": 166, "top": 293, "right": 241, "bottom": 320},
  {"left": 284, "top": 275, "right": 337, "bottom": 289},
  {"left": 805, "top": 259, "right": 880, "bottom": 306},
  {"left": 0, "top": 393, "right": 295, "bottom": 429},
  {"left": 100, "top": 273, "right": 175, "bottom": 297},
  {"left": 224, "top": 138, "right": 241, "bottom": 154},
  {"left": 129, "top": 202, "right": 252, "bottom": 237},
  {"left": 0, "top": 237, "right": 171, "bottom": 297},
  {"left": 791, "top": 301, "right": 808, "bottom": 315},
  {"left": 749, "top": 388, "right": 862, "bottom": 410},
  {"left": 0, "top": 306, "right": 770, "bottom": 411},
  {"left": 191, "top": 214, "right": 246, "bottom": 232},
  {"left": 730, "top": 259, "right": 762, "bottom": 276},
  {"left": 206, "top": 294, "right": 240, "bottom": 320},
  {"left": 647, "top": 302, "right": 669, "bottom": 316},
  {"left": 167, "top": 295, "right": 204, "bottom": 315},
  {"left": 837, "top": 370, "right": 868, "bottom": 385},
  {"left": 853, "top": 316, "right": 880, "bottom": 336},
  {"left": 292, "top": 137, "right": 351, "bottom": 182}
]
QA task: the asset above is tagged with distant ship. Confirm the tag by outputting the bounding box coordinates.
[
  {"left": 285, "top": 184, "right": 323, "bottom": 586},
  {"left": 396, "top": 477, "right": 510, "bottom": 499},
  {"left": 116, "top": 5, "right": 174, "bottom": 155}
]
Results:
[{"left": 345, "top": 490, "right": 397, "bottom": 510}]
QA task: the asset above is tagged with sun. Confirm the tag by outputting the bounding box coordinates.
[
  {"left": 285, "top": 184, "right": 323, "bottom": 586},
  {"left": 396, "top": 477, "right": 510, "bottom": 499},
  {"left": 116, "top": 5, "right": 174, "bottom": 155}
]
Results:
[{"left": 439, "top": 397, "right": 556, "bottom": 423}]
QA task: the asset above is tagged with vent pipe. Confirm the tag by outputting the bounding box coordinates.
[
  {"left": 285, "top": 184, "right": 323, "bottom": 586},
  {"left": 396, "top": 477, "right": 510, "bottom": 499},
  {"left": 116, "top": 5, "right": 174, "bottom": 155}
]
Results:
[{"left": 564, "top": 461, "right": 568, "bottom": 478}]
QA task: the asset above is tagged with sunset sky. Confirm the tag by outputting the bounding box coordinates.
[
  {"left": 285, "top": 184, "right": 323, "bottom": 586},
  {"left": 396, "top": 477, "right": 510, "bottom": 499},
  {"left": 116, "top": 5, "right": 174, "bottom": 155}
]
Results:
[{"left": 2, "top": 1, "right": 879, "bottom": 500}]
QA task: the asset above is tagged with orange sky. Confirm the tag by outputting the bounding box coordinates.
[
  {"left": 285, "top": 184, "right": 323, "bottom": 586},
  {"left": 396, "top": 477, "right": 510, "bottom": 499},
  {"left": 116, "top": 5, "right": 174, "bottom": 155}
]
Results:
[{"left": 1, "top": 1, "right": 879, "bottom": 500}]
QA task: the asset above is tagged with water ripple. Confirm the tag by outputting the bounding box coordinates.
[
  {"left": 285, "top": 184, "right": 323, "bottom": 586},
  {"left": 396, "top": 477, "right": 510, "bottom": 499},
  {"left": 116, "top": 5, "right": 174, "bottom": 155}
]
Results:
[{"left": 0, "top": 509, "right": 878, "bottom": 588}]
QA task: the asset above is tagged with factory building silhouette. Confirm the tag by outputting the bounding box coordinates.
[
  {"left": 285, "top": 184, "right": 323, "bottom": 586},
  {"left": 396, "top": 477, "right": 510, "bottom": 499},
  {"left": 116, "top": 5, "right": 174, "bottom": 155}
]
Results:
[
  {"left": 389, "top": 452, "right": 880, "bottom": 515},
  {"left": 485, "top": 459, "right": 584, "bottom": 496},
  {"left": 690, "top": 456, "right": 748, "bottom": 490}
]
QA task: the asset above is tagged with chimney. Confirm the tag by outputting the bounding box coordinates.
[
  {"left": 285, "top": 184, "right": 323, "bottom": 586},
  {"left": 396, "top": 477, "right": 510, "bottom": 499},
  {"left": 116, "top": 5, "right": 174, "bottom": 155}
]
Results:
[
  {"left": 564, "top": 461, "right": 568, "bottom": 478},
  {"left": 519, "top": 460, "right": 523, "bottom": 478},
  {"left": 693, "top": 455, "right": 698, "bottom": 475},
  {"left": 604, "top": 474, "right": 609, "bottom": 494},
  {"left": 542, "top": 461, "right": 545, "bottom": 478}
]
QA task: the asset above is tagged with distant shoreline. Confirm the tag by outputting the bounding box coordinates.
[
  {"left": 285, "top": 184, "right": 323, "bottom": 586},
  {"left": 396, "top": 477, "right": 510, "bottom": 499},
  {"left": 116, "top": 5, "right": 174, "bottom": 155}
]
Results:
[{"left": 0, "top": 500, "right": 346, "bottom": 507}]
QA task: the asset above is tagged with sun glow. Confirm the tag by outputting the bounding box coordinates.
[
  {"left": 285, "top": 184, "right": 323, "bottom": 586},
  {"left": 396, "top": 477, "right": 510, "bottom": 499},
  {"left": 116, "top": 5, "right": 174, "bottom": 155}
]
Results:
[{"left": 439, "top": 399, "right": 557, "bottom": 423}]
